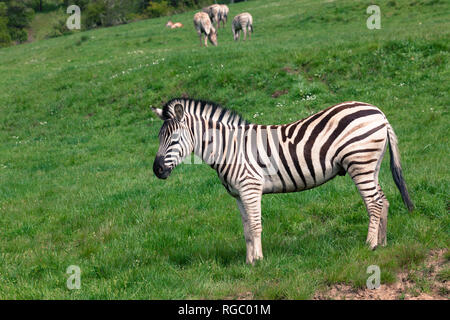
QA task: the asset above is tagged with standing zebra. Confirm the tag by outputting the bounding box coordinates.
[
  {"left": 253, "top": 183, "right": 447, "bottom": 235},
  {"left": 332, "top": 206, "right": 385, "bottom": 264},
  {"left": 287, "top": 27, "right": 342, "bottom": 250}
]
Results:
[
  {"left": 219, "top": 4, "right": 229, "bottom": 28},
  {"left": 202, "top": 4, "right": 221, "bottom": 29},
  {"left": 193, "top": 12, "right": 218, "bottom": 47},
  {"left": 152, "top": 98, "right": 414, "bottom": 264},
  {"left": 232, "top": 12, "right": 253, "bottom": 41}
]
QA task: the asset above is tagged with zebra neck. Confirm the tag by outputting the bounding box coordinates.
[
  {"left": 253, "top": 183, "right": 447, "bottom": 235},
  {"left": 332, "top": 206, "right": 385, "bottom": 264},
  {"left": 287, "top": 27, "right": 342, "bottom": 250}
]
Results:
[{"left": 190, "top": 117, "right": 250, "bottom": 169}]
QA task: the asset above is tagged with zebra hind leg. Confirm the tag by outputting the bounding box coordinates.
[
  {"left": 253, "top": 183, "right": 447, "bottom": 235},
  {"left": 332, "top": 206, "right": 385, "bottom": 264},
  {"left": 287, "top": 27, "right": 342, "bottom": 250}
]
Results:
[
  {"left": 362, "top": 184, "right": 384, "bottom": 250},
  {"left": 377, "top": 184, "right": 389, "bottom": 247},
  {"left": 347, "top": 160, "right": 385, "bottom": 250}
]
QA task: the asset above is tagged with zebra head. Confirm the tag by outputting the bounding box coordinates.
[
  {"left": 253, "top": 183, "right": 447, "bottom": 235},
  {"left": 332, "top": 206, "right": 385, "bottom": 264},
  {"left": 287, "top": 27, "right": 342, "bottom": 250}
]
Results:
[
  {"left": 151, "top": 102, "right": 193, "bottom": 179},
  {"left": 208, "top": 28, "right": 218, "bottom": 46}
]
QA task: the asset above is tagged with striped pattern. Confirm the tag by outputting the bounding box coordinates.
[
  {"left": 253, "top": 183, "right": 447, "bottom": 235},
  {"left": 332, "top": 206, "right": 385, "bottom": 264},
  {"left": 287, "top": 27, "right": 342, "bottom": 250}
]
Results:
[
  {"left": 232, "top": 12, "right": 253, "bottom": 41},
  {"left": 219, "top": 4, "right": 229, "bottom": 28},
  {"left": 193, "top": 12, "right": 217, "bottom": 47},
  {"left": 152, "top": 98, "right": 413, "bottom": 264},
  {"left": 202, "top": 4, "right": 221, "bottom": 29}
]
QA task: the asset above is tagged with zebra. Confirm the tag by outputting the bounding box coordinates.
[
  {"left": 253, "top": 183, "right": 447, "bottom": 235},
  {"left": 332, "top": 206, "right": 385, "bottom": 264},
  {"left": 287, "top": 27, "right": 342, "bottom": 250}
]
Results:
[
  {"left": 202, "top": 4, "right": 221, "bottom": 29},
  {"left": 193, "top": 12, "right": 217, "bottom": 47},
  {"left": 152, "top": 98, "right": 414, "bottom": 264},
  {"left": 232, "top": 13, "right": 253, "bottom": 41},
  {"left": 165, "top": 20, "right": 184, "bottom": 29},
  {"left": 219, "top": 4, "right": 229, "bottom": 28}
]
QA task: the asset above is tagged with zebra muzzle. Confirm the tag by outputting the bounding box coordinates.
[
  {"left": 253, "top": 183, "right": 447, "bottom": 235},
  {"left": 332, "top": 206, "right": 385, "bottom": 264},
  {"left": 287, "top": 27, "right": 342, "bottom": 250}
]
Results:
[{"left": 153, "top": 156, "right": 171, "bottom": 179}]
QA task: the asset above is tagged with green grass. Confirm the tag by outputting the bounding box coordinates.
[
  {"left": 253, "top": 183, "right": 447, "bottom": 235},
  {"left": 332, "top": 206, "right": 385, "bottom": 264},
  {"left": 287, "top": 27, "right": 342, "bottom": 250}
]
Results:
[{"left": 0, "top": 0, "right": 449, "bottom": 299}]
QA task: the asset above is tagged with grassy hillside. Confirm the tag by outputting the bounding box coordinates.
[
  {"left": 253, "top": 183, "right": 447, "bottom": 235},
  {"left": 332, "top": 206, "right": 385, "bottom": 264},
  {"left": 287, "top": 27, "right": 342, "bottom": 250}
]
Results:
[{"left": 0, "top": 0, "right": 448, "bottom": 299}]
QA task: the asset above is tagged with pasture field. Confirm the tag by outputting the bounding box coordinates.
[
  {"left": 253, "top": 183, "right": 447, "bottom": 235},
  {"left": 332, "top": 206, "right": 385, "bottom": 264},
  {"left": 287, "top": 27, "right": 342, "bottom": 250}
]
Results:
[{"left": 0, "top": 0, "right": 449, "bottom": 299}]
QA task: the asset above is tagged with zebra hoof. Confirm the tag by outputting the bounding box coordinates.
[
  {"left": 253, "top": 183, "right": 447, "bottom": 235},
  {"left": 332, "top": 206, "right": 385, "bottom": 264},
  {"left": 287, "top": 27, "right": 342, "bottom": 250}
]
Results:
[
  {"left": 377, "top": 237, "right": 387, "bottom": 247},
  {"left": 366, "top": 235, "right": 378, "bottom": 251},
  {"left": 246, "top": 255, "right": 263, "bottom": 265}
]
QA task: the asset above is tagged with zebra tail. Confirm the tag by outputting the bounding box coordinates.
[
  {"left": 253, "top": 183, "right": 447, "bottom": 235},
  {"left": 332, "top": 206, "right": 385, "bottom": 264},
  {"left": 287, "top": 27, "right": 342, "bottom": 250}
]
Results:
[{"left": 387, "top": 124, "right": 414, "bottom": 212}]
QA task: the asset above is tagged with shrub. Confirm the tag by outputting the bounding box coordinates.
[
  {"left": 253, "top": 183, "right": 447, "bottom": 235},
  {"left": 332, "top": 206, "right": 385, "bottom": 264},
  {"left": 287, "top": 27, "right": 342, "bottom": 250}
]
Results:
[
  {"left": 83, "top": 0, "right": 130, "bottom": 28},
  {"left": 84, "top": 1, "right": 107, "bottom": 28},
  {"left": 144, "top": 1, "right": 170, "bottom": 18},
  {"left": 0, "top": 2, "right": 11, "bottom": 47},
  {"left": 4, "top": 0, "right": 34, "bottom": 43},
  {"left": 0, "top": 22, "right": 11, "bottom": 47},
  {"left": 6, "top": 0, "right": 34, "bottom": 29},
  {"left": 8, "top": 27, "right": 27, "bottom": 42}
]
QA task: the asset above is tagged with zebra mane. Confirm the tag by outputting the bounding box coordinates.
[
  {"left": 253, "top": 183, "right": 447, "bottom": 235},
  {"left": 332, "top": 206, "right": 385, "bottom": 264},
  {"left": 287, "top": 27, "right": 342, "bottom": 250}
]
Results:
[{"left": 163, "top": 98, "right": 249, "bottom": 126}]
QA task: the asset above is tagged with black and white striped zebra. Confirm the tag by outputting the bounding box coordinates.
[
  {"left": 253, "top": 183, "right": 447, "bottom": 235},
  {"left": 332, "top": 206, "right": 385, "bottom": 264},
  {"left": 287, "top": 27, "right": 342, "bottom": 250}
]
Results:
[
  {"left": 152, "top": 98, "right": 414, "bottom": 264},
  {"left": 202, "top": 4, "right": 221, "bottom": 29},
  {"left": 219, "top": 4, "right": 229, "bottom": 28},
  {"left": 232, "top": 12, "right": 253, "bottom": 41},
  {"left": 193, "top": 12, "right": 218, "bottom": 47}
]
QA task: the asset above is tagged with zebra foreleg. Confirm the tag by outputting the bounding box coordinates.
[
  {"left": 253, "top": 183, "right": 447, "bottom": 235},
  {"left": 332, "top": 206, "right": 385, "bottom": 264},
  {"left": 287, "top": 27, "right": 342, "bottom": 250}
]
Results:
[{"left": 236, "top": 191, "right": 263, "bottom": 264}]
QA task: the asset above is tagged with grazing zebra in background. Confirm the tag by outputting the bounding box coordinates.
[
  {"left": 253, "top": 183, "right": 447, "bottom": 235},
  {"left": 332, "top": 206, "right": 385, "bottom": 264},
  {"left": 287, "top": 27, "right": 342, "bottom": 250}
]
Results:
[
  {"left": 232, "top": 12, "right": 253, "bottom": 41},
  {"left": 193, "top": 12, "right": 218, "bottom": 47},
  {"left": 202, "top": 4, "right": 221, "bottom": 29},
  {"left": 219, "top": 4, "right": 229, "bottom": 28},
  {"left": 152, "top": 98, "right": 414, "bottom": 264}
]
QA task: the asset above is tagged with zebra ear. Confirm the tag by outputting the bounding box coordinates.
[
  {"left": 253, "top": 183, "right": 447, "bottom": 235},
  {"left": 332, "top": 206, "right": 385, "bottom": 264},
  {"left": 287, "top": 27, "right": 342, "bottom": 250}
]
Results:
[
  {"left": 151, "top": 107, "right": 165, "bottom": 120},
  {"left": 174, "top": 103, "right": 185, "bottom": 122}
]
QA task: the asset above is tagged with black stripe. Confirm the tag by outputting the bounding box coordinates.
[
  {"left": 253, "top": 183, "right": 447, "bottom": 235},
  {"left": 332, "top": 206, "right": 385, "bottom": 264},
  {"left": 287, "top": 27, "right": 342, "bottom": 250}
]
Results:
[
  {"left": 356, "top": 179, "right": 373, "bottom": 185},
  {"left": 266, "top": 128, "right": 286, "bottom": 192},
  {"left": 319, "top": 109, "right": 382, "bottom": 176},
  {"left": 351, "top": 170, "right": 375, "bottom": 179},
  {"left": 346, "top": 158, "right": 378, "bottom": 171},
  {"left": 243, "top": 125, "right": 261, "bottom": 177},
  {"left": 304, "top": 103, "right": 369, "bottom": 183},
  {"left": 278, "top": 144, "right": 298, "bottom": 190},
  {"left": 330, "top": 123, "right": 386, "bottom": 166},
  {"left": 359, "top": 186, "right": 376, "bottom": 192},
  {"left": 217, "top": 108, "right": 227, "bottom": 123},
  {"left": 340, "top": 148, "right": 380, "bottom": 164},
  {"left": 288, "top": 141, "right": 307, "bottom": 188}
]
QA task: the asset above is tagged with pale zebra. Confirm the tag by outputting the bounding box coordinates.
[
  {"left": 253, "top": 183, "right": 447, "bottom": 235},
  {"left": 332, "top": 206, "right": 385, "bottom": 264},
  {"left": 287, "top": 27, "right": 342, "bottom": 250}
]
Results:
[
  {"left": 232, "top": 12, "right": 253, "bottom": 41},
  {"left": 202, "top": 4, "right": 221, "bottom": 29},
  {"left": 165, "top": 20, "right": 184, "bottom": 29},
  {"left": 219, "top": 4, "right": 229, "bottom": 28},
  {"left": 152, "top": 98, "right": 414, "bottom": 264},
  {"left": 193, "top": 12, "right": 217, "bottom": 47}
]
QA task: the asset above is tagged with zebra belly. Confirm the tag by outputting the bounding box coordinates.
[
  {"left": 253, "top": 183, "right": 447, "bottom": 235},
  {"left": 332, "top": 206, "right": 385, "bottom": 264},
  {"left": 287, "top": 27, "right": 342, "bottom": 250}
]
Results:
[{"left": 261, "top": 167, "right": 343, "bottom": 195}]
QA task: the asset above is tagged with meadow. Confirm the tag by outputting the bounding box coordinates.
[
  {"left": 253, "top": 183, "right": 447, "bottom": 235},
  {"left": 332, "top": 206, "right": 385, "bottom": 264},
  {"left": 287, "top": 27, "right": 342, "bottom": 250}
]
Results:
[{"left": 0, "top": 0, "right": 448, "bottom": 299}]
